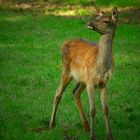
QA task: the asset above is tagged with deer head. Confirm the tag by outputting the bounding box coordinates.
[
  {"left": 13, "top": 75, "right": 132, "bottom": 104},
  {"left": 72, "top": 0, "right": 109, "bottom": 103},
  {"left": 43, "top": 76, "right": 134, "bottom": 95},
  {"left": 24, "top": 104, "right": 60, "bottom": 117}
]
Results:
[{"left": 87, "top": 7, "right": 118, "bottom": 34}]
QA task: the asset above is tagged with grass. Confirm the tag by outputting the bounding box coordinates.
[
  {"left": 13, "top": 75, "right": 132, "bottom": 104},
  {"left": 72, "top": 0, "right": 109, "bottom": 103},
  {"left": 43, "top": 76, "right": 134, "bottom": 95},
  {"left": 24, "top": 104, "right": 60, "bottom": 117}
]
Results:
[
  {"left": 0, "top": 7, "right": 140, "bottom": 140},
  {"left": 46, "top": 0, "right": 140, "bottom": 7}
]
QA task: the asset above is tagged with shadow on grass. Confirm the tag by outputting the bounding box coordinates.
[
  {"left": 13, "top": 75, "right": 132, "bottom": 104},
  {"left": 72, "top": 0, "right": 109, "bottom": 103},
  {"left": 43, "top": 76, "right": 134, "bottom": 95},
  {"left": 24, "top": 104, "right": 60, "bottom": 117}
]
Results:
[
  {"left": 1, "top": 2, "right": 140, "bottom": 25},
  {"left": 1, "top": 5, "right": 140, "bottom": 26},
  {"left": 30, "top": 119, "right": 50, "bottom": 133}
]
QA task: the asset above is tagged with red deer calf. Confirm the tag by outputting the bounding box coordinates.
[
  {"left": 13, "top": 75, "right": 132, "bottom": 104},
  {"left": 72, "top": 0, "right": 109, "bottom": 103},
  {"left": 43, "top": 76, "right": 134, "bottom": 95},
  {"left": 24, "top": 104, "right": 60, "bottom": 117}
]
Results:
[{"left": 49, "top": 7, "right": 118, "bottom": 140}]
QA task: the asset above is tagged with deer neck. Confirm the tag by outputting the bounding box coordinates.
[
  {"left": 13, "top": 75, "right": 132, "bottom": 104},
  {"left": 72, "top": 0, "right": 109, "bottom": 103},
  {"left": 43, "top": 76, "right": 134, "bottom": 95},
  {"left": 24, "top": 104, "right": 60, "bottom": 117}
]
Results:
[{"left": 96, "top": 32, "right": 114, "bottom": 76}]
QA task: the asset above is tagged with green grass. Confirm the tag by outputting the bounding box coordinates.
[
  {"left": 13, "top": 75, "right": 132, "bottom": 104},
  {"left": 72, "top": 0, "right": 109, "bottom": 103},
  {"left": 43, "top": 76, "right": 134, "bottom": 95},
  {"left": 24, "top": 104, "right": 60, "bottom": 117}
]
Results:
[
  {"left": 49, "top": 0, "right": 140, "bottom": 7},
  {"left": 3, "top": 0, "right": 140, "bottom": 7},
  {"left": 0, "top": 8, "right": 140, "bottom": 140}
]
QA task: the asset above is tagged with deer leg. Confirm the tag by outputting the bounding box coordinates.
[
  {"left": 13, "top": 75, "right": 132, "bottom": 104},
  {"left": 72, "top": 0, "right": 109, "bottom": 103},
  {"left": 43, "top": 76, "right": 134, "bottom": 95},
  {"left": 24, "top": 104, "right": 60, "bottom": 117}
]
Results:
[
  {"left": 100, "top": 86, "right": 113, "bottom": 140},
  {"left": 49, "top": 74, "right": 71, "bottom": 128},
  {"left": 73, "top": 83, "right": 90, "bottom": 131},
  {"left": 87, "top": 83, "right": 96, "bottom": 140}
]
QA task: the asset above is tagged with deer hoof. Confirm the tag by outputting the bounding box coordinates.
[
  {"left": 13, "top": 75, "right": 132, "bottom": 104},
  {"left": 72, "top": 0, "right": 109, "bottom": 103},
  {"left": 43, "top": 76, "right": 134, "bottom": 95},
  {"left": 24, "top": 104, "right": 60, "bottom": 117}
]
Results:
[
  {"left": 83, "top": 122, "right": 90, "bottom": 132},
  {"left": 107, "top": 132, "right": 113, "bottom": 140},
  {"left": 90, "top": 133, "right": 96, "bottom": 140},
  {"left": 90, "top": 135, "right": 96, "bottom": 140},
  {"left": 49, "top": 122, "right": 54, "bottom": 129}
]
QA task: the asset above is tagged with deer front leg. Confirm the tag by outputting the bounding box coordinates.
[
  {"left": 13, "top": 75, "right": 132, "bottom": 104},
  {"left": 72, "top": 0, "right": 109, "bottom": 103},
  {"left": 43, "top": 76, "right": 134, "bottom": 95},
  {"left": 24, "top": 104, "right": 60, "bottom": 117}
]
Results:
[
  {"left": 100, "top": 86, "right": 113, "bottom": 140},
  {"left": 49, "top": 74, "right": 71, "bottom": 128},
  {"left": 87, "top": 83, "right": 96, "bottom": 140},
  {"left": 73, "top": 83, "right": 90, "bottom": 131}
]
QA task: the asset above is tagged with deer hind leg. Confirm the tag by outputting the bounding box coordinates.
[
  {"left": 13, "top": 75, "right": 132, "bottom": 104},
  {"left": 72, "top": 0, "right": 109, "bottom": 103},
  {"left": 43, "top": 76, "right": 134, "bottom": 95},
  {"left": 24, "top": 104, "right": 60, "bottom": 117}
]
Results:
[
  {"left": 100, "top": 86, "right": 113, "bottom": 140},
  {"left": 73, "top": 83, "right": 90, "bottom": 131},
  {"left": 87, "top": 82, "right": 96, "bottom": 140},
  {"left": 49, "top": 73, "right": 71, "bottom": 128}
]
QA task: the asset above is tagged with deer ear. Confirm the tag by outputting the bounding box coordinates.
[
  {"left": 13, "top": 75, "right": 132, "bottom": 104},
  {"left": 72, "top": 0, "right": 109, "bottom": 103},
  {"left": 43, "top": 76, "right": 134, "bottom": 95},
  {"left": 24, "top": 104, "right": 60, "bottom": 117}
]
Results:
[{"left": 112, "top": 7, "right": 118, "bottom": 23}]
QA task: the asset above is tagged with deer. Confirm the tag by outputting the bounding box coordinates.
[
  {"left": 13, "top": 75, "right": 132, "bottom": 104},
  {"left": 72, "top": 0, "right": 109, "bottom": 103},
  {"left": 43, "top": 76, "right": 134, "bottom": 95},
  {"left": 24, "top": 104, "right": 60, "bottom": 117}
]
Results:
[{"left": 49, "top": 7, "right": 118, "bottom": 140}]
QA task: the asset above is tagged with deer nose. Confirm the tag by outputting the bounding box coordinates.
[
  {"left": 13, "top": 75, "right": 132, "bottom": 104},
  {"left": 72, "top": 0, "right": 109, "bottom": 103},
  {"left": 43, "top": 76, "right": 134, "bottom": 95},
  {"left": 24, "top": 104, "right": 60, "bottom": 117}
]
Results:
[{"left": 87, "top": 22, "right": 94, "bottom": 29}]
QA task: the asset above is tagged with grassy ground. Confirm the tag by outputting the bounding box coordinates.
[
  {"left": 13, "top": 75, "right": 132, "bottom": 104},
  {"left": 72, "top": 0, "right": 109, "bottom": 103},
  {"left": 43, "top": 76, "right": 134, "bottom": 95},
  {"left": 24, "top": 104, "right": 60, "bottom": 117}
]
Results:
[
  {"left": 0, "top": 6, "right": 140, "bottom": 140},
  {"left": 43, "top": 0, "right": 140, "bottom": 7}
]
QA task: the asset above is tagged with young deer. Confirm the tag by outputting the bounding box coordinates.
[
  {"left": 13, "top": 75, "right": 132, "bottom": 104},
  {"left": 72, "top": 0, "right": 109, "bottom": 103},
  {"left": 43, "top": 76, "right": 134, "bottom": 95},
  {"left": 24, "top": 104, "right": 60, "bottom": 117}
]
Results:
[{"left": 49, "top": 7, "right": 118, "bottom": 140}]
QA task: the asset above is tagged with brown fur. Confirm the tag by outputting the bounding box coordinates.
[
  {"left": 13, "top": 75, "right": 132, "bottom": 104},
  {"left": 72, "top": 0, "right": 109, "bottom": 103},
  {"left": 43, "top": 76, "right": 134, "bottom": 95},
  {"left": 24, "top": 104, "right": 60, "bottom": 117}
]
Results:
[
  {"left": 62, "top": 39, "right": 114, "bottom": 85},
  {"left": 62, "top": 39, "right": 98, "bottom": 82}
]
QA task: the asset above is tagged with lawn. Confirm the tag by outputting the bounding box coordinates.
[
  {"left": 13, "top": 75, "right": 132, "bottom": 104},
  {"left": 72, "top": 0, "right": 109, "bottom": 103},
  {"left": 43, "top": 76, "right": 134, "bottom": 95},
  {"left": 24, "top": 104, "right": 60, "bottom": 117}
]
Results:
[
  {"left": 0, "top": 5, "right": 140, "bottom": 140},
  {"left": 40, "top": 0, "right": 140, "bottom": 7}
]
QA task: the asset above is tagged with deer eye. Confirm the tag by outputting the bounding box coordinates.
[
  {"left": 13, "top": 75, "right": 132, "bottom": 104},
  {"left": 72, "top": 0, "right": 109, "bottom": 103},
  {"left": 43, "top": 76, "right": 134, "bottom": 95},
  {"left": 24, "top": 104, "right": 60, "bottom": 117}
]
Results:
[{"left": 103, "top": 20, "right": 110, "bottom": 23}]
